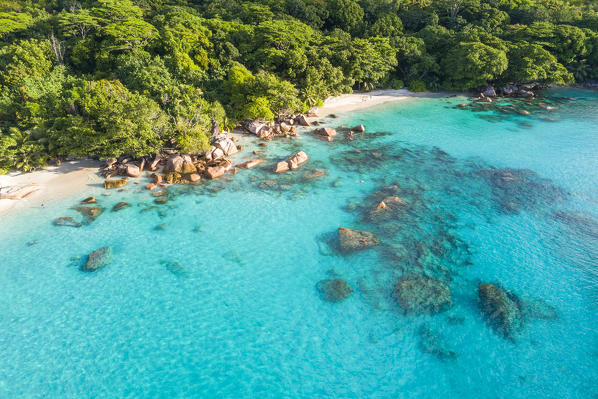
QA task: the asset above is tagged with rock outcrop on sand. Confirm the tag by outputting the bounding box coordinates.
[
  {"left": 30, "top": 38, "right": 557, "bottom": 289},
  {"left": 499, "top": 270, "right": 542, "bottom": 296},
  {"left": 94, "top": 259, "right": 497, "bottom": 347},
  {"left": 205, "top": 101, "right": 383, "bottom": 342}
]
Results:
[
  {"left": 337, "top": 227, "right": 379, "bottom": 252},
  {"left": 83, "top": 246, "right": 113, "bottom": 271},
  {"left": 316, "top": 279, "right": 353, "bottom": 302},
  {"left": 394, "top": 276, "right": 452, "bottom": 315}
]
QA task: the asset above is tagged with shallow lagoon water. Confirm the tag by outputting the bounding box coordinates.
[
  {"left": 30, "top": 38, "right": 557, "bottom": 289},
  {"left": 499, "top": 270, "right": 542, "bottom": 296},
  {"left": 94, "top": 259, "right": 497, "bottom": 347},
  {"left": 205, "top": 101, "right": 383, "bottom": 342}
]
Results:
[{"left": 0, "top": 89, "right": 597, "bottom": 398}]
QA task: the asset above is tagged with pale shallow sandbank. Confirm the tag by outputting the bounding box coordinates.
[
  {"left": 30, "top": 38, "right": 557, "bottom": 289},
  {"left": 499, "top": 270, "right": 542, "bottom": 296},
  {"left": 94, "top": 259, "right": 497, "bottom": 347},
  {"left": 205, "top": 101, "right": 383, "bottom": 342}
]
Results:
[{"left": 0, "top": 160, "right": 102, "bottom": 215}]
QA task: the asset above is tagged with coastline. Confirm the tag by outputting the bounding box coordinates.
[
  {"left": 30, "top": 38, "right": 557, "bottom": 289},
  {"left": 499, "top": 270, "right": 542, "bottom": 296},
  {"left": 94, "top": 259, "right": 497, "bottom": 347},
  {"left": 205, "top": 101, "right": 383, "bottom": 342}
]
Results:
[
  {"left": 0, "top": 160, "right": 103, "bottom": 216},
  {"left": 315, "top": 89, "right": 417, "bottom": 115},
  {"left": 0, "top": 89, "right": 431, "bottom": 217}
]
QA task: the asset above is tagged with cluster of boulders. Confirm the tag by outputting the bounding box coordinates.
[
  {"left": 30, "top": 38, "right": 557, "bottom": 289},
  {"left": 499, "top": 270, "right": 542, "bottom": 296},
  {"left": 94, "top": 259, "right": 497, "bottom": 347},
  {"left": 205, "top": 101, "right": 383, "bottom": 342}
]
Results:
[
  {"left": 244, "top": 114, "right": 312, "bottom": 140},
  {"left": 310, "top": 125, "right": 365, "bottom": 142},
  {"left": 100, "top": 155, "right": 160, "bottom": 179},
  {"left": 161, "top": 152, "right": 233, "bottom": 184},
  {"left": 476, "top": 85, "right": 537, "bottom": 103}
]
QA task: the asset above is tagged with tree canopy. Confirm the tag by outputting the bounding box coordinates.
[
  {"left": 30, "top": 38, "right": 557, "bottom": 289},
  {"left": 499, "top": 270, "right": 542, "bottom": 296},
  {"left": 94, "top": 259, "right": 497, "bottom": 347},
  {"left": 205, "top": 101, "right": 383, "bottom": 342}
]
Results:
[{"left": 0, "top": 0, "right": 596, "bottom": 172}]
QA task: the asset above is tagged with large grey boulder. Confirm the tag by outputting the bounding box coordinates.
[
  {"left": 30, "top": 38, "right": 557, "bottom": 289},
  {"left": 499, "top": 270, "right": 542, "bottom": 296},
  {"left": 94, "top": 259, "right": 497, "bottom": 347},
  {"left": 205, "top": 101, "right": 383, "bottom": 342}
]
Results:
[
  {"left": 126, "top": 164, "right": 140, "bottom": 177},
  {"left": 215, "top": 138, "right": 238, "bottom": 156},
  {"left": 248, "top": 121, "right": 266, "bottom": 135},
  {"left": 483, "top": 86, "right": 497, "bottom": 97},
  {"left": 165, "top": 155, "right": 184, "bottom": 173},
  {"left": 519, "top": 89, "right": 534, "bottom": 98},
  {"left": 296, "top": 114, "right": 311, "bottom": 126},
  {"left": 502, "top": 85, "right": 518, "bottom": 95},
  {"left": 205, "top": 147, "right": 225, "bottom": 161}
]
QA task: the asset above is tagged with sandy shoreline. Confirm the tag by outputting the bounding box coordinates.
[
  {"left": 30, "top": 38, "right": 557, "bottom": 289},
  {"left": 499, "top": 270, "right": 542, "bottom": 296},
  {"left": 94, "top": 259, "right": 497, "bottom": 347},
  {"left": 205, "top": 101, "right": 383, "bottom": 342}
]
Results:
[
  {"left": 315, "top": 89, "right": 419, "bottom": 115},
  {"left": 0, "top": 160, "right": 103, "bottom": 216},
  {"left": 0, "top": 90, "right": 424, "bottom": 217}
]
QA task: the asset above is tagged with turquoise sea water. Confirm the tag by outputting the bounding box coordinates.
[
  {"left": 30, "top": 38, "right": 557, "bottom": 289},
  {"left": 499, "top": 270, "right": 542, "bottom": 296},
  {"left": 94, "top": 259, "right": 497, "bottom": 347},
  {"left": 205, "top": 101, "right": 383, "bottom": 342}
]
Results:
[{"left": 0, "top": 89, "right": 597, "bottom": 398}]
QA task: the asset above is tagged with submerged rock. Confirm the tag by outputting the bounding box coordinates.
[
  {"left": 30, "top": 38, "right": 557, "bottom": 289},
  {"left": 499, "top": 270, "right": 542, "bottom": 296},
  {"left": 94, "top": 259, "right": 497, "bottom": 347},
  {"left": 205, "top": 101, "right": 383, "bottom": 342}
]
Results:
[
  {"left": 112, "top": 202, "right": 129, "bottom": 212},
  {"left": 83, "top": 246, "right": 113, "bottom": 271},
  {"left": 75, "top": 206, "right": 104, "bottom": 222},
  {"left": 163, "top": 260, "right": 188, "bottom": 277},
  {"left": 394, "top": 276, "right": 452, "bottom": 315},
  {"left": 222, "top": 250, "right": 243, "bottom": 265},
  {"left": 519, "top": 296, "right": 559, "bottom": 321},
  {"left": 81, "top": 197, "right": 96, "bottom": 204},
  {"left": 478, "top": 283, "right": 524, "bottom": 339},
  {"left": 337, "top": 227, "right": 379, "bottom": 252},
  {"left": 366, "top": 196, "right": 407, "bottom": 222},
  {"left": 418, "top": 323, "right": 457, "bottom": 360},
  {"left": 479, "top": 168, "right": 567, "bottom": 214},
  {"left": 53, "top": 217, "right": 82, "bottom": 228},
  {"left": 304, "top": 169, "right": 327, "bottom": 179},
  {"left": 104, "top": 179, "right": 127, "bottom": 189},
  {"left": 316, "top": 279, "right": 353, "bottom": 302}
]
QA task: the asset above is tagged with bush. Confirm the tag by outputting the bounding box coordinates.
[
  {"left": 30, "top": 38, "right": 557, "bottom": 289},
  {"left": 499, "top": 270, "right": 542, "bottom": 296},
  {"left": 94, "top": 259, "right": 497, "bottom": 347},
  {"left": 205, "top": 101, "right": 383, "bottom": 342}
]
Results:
[
  {"left": 407, "top": 80, "right": 427, "bottom": 92},
  {"left": 388, "top": 79, "right": 405, "bottom": 90}
]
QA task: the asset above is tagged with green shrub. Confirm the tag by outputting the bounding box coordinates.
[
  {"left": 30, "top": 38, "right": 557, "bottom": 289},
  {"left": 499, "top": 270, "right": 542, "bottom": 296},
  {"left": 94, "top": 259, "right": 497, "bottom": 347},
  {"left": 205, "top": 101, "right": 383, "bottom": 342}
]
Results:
[{"left": 407, "top": 80, "right": 427, "bottom": 92}]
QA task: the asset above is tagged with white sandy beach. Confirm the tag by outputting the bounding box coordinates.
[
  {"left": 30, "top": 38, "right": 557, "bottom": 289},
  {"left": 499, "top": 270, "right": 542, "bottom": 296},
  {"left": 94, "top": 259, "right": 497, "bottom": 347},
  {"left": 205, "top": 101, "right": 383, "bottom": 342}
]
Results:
[
  {"left": 315, "top": 89, "right": 416, "bottom": 115},
  {"left": 0, "top": 160, "right": 103, "bottom": 215}
]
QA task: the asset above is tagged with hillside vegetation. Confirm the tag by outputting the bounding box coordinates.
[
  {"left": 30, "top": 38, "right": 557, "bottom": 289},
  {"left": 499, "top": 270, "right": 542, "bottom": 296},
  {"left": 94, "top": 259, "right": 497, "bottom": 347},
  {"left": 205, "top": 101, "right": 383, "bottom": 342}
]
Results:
[{"left": 0, "top": 0, "right": 597, "bottom": 171}]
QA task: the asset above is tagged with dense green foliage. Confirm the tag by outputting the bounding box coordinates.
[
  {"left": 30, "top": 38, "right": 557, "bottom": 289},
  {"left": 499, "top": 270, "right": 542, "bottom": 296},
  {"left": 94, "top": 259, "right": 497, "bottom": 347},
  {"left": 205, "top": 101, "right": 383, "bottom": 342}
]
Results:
[{"left": 0, "top": 0, "right": 596, "bottom": 172}]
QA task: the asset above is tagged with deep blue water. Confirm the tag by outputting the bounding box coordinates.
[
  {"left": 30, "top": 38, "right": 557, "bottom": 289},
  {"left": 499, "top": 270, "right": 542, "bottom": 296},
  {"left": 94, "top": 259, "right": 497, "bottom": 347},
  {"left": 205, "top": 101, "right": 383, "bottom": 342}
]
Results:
[{"left": 0, "top": 89, "right": 597, "bottom": 398}]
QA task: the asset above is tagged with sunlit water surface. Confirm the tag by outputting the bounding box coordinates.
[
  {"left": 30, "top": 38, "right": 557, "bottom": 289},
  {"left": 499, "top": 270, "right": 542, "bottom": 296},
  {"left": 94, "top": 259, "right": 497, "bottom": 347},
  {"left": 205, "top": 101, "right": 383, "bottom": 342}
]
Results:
[{"left": 1, "top": 89, "right": 597, "bottom": 398}]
